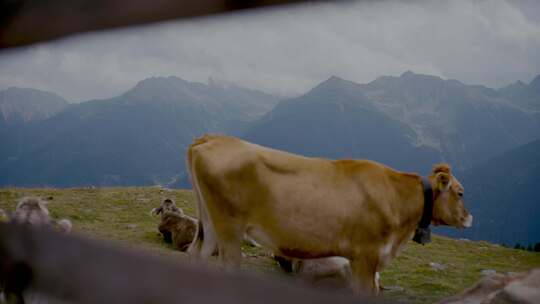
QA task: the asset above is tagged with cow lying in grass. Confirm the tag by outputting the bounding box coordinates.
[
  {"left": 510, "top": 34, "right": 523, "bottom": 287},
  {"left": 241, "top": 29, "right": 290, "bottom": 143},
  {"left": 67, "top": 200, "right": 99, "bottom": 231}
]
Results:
[
  {"left": 151, "top": 199, "right": 261, "bottom": 253},
  {"left": 1, "top": 197, "right": 73, "bottom": 304},
  {"left": 151, "top": 198, "right": 197, "bottom": 251},
  {"left": 187, "top": 134, "right": 473, "bottom": 295},
  {"left": 8, "top": 197, "right": 72, "bottom": 233},
  {"left": 275, "top": 255, "right": 352, "bottom": 289},
  {"left": 439, "top": 268, "right": 540, "bottom": 304}
]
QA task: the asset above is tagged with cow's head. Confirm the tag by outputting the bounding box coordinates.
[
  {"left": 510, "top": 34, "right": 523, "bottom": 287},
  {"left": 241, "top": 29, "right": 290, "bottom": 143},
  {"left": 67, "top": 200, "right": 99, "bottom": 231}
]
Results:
[
  {"left": 430, "top": 164, "right": 472, "bottom": 228},
  {"left": 13, "top": 197, "right": 52, "bottom": 226},
  {"left": 151, "top": 198, "right": 182, "bottom": 217}
]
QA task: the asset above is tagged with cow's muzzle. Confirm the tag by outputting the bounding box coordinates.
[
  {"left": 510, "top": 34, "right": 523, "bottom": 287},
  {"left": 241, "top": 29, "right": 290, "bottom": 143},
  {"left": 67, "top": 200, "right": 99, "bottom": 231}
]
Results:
[{"left": 462, "top": 214, "right": 473, "bottom": 228}]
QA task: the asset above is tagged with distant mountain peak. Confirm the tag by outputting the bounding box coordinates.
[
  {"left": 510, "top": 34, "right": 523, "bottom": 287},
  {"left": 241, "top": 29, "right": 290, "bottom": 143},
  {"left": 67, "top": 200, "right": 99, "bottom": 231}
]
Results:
[
  {"left": 498, "top": 73, "right": 540, "bottom": 111},
  {"left": 502, "top": 80, "right": 528, "bottom": 91},
  {"left": 207, "top": 77, "right": 240, "bottom": 90},
  {"left": 0, "top": 87, "right": 68, "bottom": 125},
  {"left": 530, "top": 74, "right": 540, "bottom": 90},
  {"left": 399, "top": 70, "right": 444, "bottom": 83},
  {"left": 328, "top": 75, "right": 345, "bottom": 81},
  {"left": 132, "top": 75, "right": 188, "bottom": 88},
  {"left": 0, "top": 86, "right": 67, "bottom": 100},
  {"left": 311, "top": 75, "right": 358, "bottom": 92},
  {"left": 123, "top": 75, "right": 200, "bottom": 102},
  {"left": 400, "top": 70, "right": 416, "bottom": 78},
  {"left": 0, "top": 87, "right": 68, "bottom": 105},
  {"left": 326, "top": 75, "right": 353, "bottom": 83},
  {"left": 368, "top": 71, "right": 446, "bottom": 89}
]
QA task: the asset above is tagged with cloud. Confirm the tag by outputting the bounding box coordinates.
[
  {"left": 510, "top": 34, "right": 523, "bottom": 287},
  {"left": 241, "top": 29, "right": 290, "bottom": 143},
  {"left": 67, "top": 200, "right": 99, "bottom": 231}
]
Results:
[{"left": 0, "top": 0, "right": 539, "bottom": 102}]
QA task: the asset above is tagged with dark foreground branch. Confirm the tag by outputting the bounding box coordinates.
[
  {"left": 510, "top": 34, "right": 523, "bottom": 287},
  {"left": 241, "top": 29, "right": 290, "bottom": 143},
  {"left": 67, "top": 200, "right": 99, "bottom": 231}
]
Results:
[{"left": 0, "top": 0, "right": 329, "bottom": 49}]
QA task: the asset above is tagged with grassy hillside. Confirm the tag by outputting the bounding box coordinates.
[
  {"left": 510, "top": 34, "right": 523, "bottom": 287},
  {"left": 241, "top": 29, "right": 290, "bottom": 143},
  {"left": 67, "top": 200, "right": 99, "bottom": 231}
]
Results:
[{"left": 1, "top": 187, "right": 539, "bottom": 303}]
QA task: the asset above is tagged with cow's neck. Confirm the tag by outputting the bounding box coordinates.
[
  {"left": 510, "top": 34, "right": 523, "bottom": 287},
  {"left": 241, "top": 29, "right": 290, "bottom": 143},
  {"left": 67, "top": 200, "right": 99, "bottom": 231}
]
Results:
[
  {"left": 412, "top": 177, "right": 434, "bottom": 245},
  {"left": 389, "top": 174, "right": 432, "bottom": 251}
]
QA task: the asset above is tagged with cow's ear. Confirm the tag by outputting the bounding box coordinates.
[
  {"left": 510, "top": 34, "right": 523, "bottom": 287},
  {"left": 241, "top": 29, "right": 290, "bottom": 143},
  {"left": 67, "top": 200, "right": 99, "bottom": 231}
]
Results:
[
  {"left": 436, "top": 172, "right": 451, "bottom": 192},
  {"left": 432, "top": 164, "right": 451, "bottom": 174},
  {"left": 153, "top": 206, "right": 163, "bottom": 215}
]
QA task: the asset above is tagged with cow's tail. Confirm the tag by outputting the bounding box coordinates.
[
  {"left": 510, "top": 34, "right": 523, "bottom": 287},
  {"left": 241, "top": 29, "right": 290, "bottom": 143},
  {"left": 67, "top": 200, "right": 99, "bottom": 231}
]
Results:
[{"left": 186, "top": 136, "right": 217, "bottom": 259}]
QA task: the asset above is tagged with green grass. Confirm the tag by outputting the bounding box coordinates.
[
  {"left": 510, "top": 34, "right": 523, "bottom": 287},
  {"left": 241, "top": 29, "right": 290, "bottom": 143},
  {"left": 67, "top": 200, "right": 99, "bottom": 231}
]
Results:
[{"left": 1, "top": 187, "right": 539, "bottom": 303}]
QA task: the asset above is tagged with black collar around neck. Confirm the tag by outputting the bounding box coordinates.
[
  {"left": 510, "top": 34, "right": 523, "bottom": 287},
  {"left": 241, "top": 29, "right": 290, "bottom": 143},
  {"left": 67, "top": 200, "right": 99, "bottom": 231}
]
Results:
[{"left": 412, "top": 177, "right": 434, "bottom": 245}]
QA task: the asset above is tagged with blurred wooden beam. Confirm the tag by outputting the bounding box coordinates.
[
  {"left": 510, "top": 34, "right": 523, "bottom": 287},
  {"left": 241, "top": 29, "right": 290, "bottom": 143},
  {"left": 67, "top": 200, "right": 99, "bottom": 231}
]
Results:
[
  {"left": 0, "top": 223, "right": 386, "bottom": 304},
  {"left": 0, "top": 0, "right": 324, "bottom": 49}
]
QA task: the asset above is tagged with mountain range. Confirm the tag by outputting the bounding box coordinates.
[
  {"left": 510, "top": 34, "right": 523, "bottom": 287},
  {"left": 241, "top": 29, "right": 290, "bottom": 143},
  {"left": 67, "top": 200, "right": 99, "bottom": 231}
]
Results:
[
  {"left": 244, "top": 76, "right": 440, "bottom": 173},
  {"left": 0, "top": 71, "right": 538, "bottom": 244},
  {"left": 0, "top": 87, "right": 69, "bottom": 126},
  {"left": 499, "top": 74, "right": 540, "bottom": 111},
  {"left": 0, "top": 77, "right": 278, "bottom": 186},
  {"left": 360, "top": 71, "right": 539, "bottom": 169},
  {"left": 245, "top": 72, "right": 540, "bottom": 172}
]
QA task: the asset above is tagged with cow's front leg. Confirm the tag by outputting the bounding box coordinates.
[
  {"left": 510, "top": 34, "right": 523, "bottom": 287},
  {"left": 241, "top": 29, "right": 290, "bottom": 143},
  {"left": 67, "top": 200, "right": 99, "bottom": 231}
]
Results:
[{"left": 350, "top": 257, "right": 379, "bottom": 295}]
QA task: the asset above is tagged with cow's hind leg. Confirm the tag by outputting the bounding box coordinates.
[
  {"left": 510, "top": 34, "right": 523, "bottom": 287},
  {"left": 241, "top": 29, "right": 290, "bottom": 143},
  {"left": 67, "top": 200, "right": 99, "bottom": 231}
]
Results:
[
  {"left": 350, "top": 257, "right": 379, "bottom": 295},
  {"left": 214, "top": 221, "right": 244, "bottom": 269},
  {"left": 187, "top": 152, "right": 217, "bottom": 261},
  {"left": 187, "top": 197, "right": 218, "bottom": 260},
  {"left": 187, "top": 219, "right": 202, "bottom": 258}
]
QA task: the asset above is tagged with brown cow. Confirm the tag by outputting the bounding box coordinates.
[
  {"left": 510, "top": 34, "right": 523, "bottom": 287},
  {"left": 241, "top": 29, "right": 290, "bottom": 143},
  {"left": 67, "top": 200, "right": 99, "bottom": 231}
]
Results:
[
  {"left": 159, "top": 211, "right": 198, "bottom": 251},
  {"left": 151, "top": 198, "right": 197, "bottom": 251},
  {"left": 151, "top": 199, "right": 256, "bottom": 252},
  {"left": 275, "top": 255, "right": 352, "bottom": 289},
  {"left": 186, "top": 134, "right": 472, "bottom": 294},
  {"left": 12, "top": 196, "right": 53, "bottom": 226},
  {"left": 11, "top": 197, "right": 72, "bottom": 233}
]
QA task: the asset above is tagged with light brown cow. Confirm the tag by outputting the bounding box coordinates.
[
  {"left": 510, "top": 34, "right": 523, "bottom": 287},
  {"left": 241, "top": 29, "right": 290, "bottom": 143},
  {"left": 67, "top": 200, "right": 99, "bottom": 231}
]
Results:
[
  {"left": 12, "top": 196, "right": 53, "bottom": 226},
  {"left": 11, "top": 197, "right": 72, "bottom": 233},
  {"left": 187, "top": 134, "right": 472, "bottom": 294},
  {"left": 159, "top": 211, "right": 198, "bottom": 251},
  {"left": 151, "top": 198, "right": 198, "bottom": 251},
  {"left": 275, "top": 255, "right": 352, "bottom": 289}
]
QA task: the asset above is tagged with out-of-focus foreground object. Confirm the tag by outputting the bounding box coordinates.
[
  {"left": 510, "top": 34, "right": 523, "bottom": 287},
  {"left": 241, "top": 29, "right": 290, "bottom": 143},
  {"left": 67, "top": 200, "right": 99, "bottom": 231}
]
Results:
[
  {"left": 439, "top": 268, "right": 540, "bottom": 304},
  {"left": 0, "top": 0, "right": 323, "bottom": 49},
  {"left": 0, "top": 223, "right": 386, "bottom": 304}
]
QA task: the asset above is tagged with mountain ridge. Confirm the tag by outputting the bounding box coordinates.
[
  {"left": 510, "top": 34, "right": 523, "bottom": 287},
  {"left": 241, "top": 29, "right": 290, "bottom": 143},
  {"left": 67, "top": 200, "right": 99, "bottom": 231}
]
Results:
[
  {"left": 498, "top": 73, "right": 540, "bottom": 111},
  {"left": 0, "top": 87, "right": 69, "bottom": 125},
  {"left": 0, "top": 77, "right": 279, "bottom": 187}
]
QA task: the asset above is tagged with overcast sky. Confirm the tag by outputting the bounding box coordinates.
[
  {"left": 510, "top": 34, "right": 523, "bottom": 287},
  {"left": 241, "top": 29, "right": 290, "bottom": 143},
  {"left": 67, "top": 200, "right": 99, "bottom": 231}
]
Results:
[{"left": 0, "top": 0, "right": 539, "bottom": 102}]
